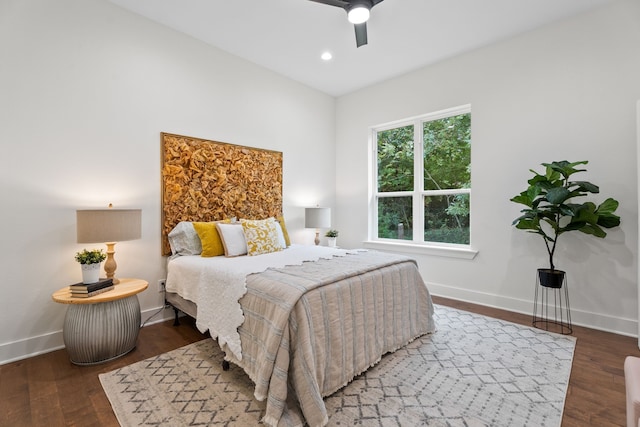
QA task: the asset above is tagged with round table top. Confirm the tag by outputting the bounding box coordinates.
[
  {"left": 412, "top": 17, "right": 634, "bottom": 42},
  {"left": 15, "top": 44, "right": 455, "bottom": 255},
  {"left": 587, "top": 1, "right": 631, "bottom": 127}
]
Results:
[{"left": 52, "top": 278, "right": 148, "bottom": 304}]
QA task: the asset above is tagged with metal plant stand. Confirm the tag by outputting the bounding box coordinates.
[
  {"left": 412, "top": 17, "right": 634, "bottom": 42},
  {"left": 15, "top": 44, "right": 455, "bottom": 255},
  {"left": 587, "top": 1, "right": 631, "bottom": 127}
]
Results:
[{"left": 532, "top": 270, "right": 573, "bottom": 335}]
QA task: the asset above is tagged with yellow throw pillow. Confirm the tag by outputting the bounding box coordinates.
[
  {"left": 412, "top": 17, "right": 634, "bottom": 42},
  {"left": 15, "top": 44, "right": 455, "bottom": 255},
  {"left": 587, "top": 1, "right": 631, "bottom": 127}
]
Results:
[
  {"left": 276, "top": 215, "right": 291, "bottom": 247},
  {"left": 193, "top": 219, "right": 231, "bottom": 257},
  {"left": 241, "top": 218, "right": 282, "bottom": 256}
]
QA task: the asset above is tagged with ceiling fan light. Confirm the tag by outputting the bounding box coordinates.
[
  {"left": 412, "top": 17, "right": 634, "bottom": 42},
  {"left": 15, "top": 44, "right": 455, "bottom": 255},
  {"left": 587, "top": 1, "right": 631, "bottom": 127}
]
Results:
[{"left": 347, "top": 6, "right": 370, "bottom": 24}]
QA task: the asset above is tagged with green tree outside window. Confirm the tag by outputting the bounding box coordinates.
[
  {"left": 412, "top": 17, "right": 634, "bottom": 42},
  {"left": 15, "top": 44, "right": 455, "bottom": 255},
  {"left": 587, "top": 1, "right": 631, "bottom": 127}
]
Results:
[{"left": 375, "top": 107, "right": 471, "bottom": 245}]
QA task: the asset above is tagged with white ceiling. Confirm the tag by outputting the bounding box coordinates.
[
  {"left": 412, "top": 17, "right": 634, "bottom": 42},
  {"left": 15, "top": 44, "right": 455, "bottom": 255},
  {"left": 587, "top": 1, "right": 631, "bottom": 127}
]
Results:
[{"left": 108, "top": 0, "right": 613, "bottom": 97}]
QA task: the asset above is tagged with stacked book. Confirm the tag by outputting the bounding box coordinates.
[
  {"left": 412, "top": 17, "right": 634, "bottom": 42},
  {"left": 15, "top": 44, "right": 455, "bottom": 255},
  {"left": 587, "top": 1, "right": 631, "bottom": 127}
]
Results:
[{"left": 70, "top": 278, "right": 114, "bottom": 298}]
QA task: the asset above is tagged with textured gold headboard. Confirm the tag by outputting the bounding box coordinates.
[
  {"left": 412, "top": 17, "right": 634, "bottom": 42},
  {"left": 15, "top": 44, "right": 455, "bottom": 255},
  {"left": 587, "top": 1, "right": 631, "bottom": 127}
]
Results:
[{"left": 161, "top": 132, "right": 283, "bottom": 255}]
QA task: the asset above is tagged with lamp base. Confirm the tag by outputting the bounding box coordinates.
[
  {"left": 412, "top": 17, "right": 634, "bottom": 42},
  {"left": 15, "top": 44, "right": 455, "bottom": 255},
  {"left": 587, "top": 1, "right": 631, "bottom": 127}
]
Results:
[
  {"left": 314, "top": 231, "right": 320, "bottom": 246},
  {"left": 104, "top": 242, "right": 120, "bottom": 284}
]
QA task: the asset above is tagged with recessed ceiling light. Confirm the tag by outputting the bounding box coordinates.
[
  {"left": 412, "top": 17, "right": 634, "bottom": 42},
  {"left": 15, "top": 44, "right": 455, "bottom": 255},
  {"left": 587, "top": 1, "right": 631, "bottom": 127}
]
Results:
[{"left": 321, "top": 52, "right": 333, "bottom": 61}]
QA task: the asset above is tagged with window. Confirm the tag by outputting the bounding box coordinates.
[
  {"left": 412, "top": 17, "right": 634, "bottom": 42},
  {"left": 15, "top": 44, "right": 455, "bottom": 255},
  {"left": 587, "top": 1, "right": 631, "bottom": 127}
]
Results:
[{"left": 371, "top": 105, "right": 471, "bottom": 247}]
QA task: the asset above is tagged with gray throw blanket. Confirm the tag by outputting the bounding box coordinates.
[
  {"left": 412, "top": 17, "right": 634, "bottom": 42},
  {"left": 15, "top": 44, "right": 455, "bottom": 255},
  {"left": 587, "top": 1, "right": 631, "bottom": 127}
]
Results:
[{"left": 221, "top": 250, "right": 435, "bottom": 427}]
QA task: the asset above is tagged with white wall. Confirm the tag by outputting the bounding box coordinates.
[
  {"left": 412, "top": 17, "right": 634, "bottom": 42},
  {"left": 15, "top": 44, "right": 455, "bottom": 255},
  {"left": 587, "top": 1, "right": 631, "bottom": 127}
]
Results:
[
  {"left": 336, "top": 0, "right": 640, "bottom": 335},
  {"left": 1, "top": 0, "right": 638, "bottom": 365},
  {"left": 0, "top": 0, "right": 335, "bottom": 363}
]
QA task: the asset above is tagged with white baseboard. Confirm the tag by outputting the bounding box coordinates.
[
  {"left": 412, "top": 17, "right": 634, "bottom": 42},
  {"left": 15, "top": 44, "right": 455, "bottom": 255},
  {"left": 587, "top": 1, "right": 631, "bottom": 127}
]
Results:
[
  {"left": 0, "top": 331, "right": 66, "bottom": 366},
  {"left": 3, "top": 287, "right": 636, "bottom": 366},
  {"left": 428, "top": 281, "right": 638, "bottom": 337},
  {"left": 141, "top": 305, "right": 177, "bottom": 327},
  {"left": 0, "top": 306, "right": 176, "bottom": 366}
]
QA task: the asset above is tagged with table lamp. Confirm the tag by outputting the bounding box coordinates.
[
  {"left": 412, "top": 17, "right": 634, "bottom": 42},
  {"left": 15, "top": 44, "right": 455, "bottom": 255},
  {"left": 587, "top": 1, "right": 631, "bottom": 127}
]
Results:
[
  {"left": 77, "top": 205, "right": 142, "bottom": 284},
  {"left": 305, "top": 207, "right": 331, "bottom": 245}
]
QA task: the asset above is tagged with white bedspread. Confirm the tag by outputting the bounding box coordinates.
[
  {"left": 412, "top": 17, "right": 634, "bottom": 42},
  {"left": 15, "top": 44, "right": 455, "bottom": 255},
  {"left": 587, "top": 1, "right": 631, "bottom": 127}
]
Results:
[{"left": 165, "top": 245, "right": 362, "bottom": 360}]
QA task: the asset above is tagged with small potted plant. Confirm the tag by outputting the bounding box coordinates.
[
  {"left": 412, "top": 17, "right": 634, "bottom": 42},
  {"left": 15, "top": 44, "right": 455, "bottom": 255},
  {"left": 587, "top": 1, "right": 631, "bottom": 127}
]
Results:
[
  {"left": 511, "top": 160, "right": 620, "bottom": 288},
  {"left": 325, "top": 229, "right": 339, "bottom": 247},
  {"left": 75, "top": 249, "right": 106, "bottom": 284}
]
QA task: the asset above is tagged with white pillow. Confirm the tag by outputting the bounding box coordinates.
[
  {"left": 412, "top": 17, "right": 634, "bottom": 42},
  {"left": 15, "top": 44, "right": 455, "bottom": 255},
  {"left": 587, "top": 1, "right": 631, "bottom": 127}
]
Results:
[
  {"left": 167, "top": 222, "right": 202, "bottom": 256},
  {"left": 275, "top": 222, "right": 286, "bottom": 249},
  {"left": 216, "top": 223, "right": 248, "bottom": 257}
]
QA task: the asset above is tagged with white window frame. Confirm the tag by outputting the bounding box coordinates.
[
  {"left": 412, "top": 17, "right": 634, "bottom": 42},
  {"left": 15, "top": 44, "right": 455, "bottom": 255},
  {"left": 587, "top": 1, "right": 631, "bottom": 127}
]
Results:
[{"left": 365, "top": 105, "right": 478, "bottom": 259}]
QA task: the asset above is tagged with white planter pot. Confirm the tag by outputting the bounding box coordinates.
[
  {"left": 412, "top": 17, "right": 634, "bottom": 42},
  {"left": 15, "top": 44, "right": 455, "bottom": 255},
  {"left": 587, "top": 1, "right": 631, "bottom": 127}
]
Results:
[
  {"left": 327, "top": 237, "right": 337, "bottom": 247},
  {"left": 81, "top": 263, "right": 101, "bottom": 284}
]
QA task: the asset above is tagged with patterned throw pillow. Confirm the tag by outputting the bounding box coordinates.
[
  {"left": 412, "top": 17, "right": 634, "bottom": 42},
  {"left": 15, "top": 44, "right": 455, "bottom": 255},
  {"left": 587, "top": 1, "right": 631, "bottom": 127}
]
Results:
[{"left": 241, "top": 218, "right": 283, "bottom": 256}]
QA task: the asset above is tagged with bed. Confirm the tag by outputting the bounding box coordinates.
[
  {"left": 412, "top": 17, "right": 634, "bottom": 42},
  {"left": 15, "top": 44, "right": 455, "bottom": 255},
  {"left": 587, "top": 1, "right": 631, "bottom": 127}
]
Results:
[
  {"left": 165, "top": 244, "right": 434, "bottom": 427},
  {"left": 160, "top": 133, "right": 435, "bottom": 426}
]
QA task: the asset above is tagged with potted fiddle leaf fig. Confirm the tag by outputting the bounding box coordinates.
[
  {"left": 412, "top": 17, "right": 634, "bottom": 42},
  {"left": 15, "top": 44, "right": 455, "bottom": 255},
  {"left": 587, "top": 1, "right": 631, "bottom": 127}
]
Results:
[{"left": 510, "top": 160, "right": 620, "bottom": 288}]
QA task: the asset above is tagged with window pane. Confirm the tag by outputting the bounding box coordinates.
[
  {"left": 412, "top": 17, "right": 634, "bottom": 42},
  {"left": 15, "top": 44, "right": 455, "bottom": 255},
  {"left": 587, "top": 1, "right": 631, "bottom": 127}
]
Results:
[
  {"left": 377, "top": 125, "right": 414, "bottom": 192},
  {"left": 423, "top": 113, "right": 471, "bottom": 191},
  {"left": 378, "top": 197, "right": 413, "bottom": 240},
  {"left": 424, "top": 194, "right": 470, "bottom": 244}
]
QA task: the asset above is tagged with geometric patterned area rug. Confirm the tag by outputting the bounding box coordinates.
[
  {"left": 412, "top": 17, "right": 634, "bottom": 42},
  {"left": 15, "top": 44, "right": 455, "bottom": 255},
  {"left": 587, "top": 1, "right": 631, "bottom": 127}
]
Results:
[{"left": 99, "top": 305, "right": 576, "bottom": 426}]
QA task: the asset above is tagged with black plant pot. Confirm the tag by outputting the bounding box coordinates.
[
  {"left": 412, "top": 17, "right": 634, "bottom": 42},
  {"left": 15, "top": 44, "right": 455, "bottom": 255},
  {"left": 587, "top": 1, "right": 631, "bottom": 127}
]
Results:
[{"left": 537, "top": 268, "right": 566, "bottom": 288}]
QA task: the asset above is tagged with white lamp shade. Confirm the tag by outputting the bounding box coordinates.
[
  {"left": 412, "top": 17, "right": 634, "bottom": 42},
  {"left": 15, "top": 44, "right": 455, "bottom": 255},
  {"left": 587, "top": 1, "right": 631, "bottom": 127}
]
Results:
[
  {"left": 77, "top": 209, "right": 142, "bottom": 243},
  {"left": 305, "top": 207, "right": 331, "bottom": 229}
]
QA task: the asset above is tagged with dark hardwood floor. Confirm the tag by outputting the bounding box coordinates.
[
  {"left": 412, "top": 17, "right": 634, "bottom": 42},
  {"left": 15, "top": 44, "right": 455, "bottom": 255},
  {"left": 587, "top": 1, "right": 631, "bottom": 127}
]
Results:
[{"left": 1, "top": 297, "right": 637, "bottom": 426}]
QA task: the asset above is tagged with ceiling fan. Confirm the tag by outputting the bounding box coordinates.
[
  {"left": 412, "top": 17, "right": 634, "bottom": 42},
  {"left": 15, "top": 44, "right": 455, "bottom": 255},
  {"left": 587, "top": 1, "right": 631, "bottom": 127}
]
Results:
[{"left": 309, "top": 0, "right": 385, "bottom": 47}]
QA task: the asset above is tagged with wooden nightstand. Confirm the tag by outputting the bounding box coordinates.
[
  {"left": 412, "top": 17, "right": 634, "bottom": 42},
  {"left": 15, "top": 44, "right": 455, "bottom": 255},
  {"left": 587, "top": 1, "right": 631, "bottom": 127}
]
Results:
[{"left": 52, "top": 278, "right": 148, "bottom": 365}]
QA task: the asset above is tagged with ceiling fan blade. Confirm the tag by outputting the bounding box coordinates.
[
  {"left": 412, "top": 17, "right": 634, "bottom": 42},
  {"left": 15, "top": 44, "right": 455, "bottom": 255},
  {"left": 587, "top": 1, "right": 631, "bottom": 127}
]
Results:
[
  {"left": 354, "top": 22, "right": 368, "bottom": 47},
  {"left": 308, "top": 0, "right": 349, "bottom": 8},
  {"left": 353, "top": 22, "right": 367, "bottom": 47}
]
